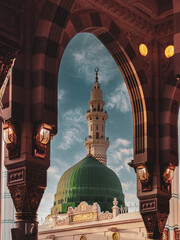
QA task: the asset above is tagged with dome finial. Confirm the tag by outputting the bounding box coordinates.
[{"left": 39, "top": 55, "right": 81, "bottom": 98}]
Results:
[{"left": 95, "top": 67, "right": 99, "bottom": 82}]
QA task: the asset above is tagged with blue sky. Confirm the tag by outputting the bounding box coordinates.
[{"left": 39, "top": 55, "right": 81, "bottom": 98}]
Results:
[{"left": 38, "top": 33, "right": 180, "bottom": 220}]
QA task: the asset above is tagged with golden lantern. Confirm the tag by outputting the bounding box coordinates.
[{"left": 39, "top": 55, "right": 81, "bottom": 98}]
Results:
[
  {"left": 163, "top": 165, "right": 175, "bottom": 183},
  {"left": 3, "top": 125, "right": 17, "bottom": 145},
  {"left": 3, "top": 122, "right": 19, "bottom": 159},
  {"left": 34, "top": 123, "right": 52, "bottom": 158},
  {"left": 36, "top": 123, "right": 52, "bottom": 145},
  {"left": 139, "top": 43, "right": 148, "bottom": 57},
  {"left": 136, "top": 165, "right": 150, "bottom": 182},
  {"left": 165, "top": 45, "right": 174, "bottom": 58}
]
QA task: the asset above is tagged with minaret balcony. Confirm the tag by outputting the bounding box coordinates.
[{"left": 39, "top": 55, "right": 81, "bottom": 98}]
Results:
[
  {"left": 86, "top": 111, "right": 108, "bottom": 120},
  {"left": 85, "top": 136, "right": 109, "bottom": 145},
  {"left": 87, "top": 108, "right": 107, "bottom": 113}
]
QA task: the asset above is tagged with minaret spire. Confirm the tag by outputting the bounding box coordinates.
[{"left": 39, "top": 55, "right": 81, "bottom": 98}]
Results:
[
  {"left": 95, "top": 67, "right": 99, "bottom": 82},
  {"left": 84, "top": 68, "right": 109, "bottom": 165}
]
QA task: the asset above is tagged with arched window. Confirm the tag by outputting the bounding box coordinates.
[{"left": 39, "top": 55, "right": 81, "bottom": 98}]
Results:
[
  {"left": 96, "top": 132, "right": 99, "bottom": 139},
  {"left": 96, "top": 125, "right": 98, "bottom": 130}
]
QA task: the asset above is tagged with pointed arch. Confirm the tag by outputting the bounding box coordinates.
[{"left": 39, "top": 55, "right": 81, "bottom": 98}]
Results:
[{"left": 32, "top": 1, "right": 150, "bottom": 159}]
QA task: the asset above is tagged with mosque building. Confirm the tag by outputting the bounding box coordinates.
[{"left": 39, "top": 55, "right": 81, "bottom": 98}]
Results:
[
  {"left": 38, "top": 70, "right": 180, "bottom": 240},
  {"left": 50, "top": 68, "right": 125, "bottom": 216}
]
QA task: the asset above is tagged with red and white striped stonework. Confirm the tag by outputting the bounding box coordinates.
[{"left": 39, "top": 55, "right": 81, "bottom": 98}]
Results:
[
  {"left": 1, "top": 1, "right": 180, "bottom": 238},
  {"left": 31, "top": 0, "right": 148, "bottom": 161},
  {"left": 93, "top": 154, "right": 106, "bottom": 165},
  {"left": 2, "top": 0, "right": 178, "bottom": 171}
]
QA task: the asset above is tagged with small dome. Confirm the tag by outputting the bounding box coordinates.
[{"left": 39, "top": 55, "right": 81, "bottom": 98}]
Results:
[{"left": 51, "top": 156, "right": 125, "bottom": 214}]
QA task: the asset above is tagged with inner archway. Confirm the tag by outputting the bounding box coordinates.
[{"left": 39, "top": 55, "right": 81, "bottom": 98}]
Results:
[
  {"left": 33, "top": 9, "right": 148, "bottom": 168},
  {"left": 33, "top": 7, "right": 148, "bottom": 221},
  {"left": 38, "top": 32, "right": 138, "bottom": 220}
]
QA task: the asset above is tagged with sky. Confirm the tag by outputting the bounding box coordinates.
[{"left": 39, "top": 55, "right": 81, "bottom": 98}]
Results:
[{"left": 37, "top": 33, "right": 180, "bottom": 220}]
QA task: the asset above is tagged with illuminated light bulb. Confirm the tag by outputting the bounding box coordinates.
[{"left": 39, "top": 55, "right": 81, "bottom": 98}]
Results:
[
  {"left": 163, "top": 167, "right": 174, "bottom": 183},
  {"left": 139, "top": 44, "right": 148, "bottom": 57},
  {"left": 3, "top": 125, "right": 17, "bottom": 145},
  {"left": 39, "top": 128, "right": 50, "bottom": 145},
  {"left": 137, "top": 166, "right": 150, "bottom": 181},
  {"left": 165, "top": 45, "right": 174, "bottom": 58},
  {"left": 36, "top": 123, "right": 52, "bottom": 145}
]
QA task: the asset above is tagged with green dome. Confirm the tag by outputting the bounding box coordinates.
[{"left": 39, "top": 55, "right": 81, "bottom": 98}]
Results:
[{"left": 51, "top": 156, "right": 125, "bottom": 214}]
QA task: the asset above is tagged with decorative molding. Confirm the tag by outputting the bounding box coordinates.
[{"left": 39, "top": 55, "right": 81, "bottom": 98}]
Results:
[
  {"left": 72, "top": 1, "right": 82, "bottom": 12},
  {"left": 56, "top": 201, "right": 113, "bottom": 226},
  {"left": 8, "top": 168, "right": 25, "bottom": 186},
  {"left": 142, "top": 211, "right": 168, "bottom": 238},
  {"left": 9, "top": 185, "right": 45, "bottom": 218},
  {"left": 81, "top": 0, "right": 154, "bottom": 35},
  {"left": 157, "top": 212, "right": 168, "bottom": 236},
  {"left": 140, "top": 199, "right": 156, "bottom": 212},
  {"left": 155, "top": 18, "right": 174, "bottom": 38},
  {"left": 76, "top": 0, "right": 174, "bottom": 38},
  {"left": 124, "top": 30, "right": 151, "bottom": 75},
  {"left": 98, "top": 211, "right": 113, "bottom": 221}
]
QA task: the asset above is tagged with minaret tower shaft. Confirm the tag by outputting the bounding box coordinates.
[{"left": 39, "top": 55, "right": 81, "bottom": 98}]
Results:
[{"left": 85, "top": 68, "right": 109, "bottom": 165}]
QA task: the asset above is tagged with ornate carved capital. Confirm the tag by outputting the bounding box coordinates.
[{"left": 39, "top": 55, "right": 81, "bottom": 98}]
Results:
[
  {"left": 142, "top": 212, "right": 168, "bottom": 239},
  {"left": 7, "top": 165, "right": 47, "bottom": 222},
  {"left": 140, "top": 197, "right": 169, "bottom": 239},
  {"left": 9, "top": 185, "right": 45, "bottom": 221}
]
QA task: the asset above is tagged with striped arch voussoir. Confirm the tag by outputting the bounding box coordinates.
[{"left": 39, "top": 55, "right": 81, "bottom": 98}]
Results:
[
  {"left": 159, "top": 79, "right": 180, "bottom": 166},
  {"left": 33, "top": 6, "right": 147, "bottom": 156}
]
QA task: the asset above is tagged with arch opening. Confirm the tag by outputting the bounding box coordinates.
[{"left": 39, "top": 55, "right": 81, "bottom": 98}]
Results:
[
  {"left": 33, "top": 10, "right": 147, "bottom": 157},
  {"left": 33, "top": 6, "right": 148, "bottom": 220},
  {"left": 38, "top": 32, "right": 140, "bottom": 220}
]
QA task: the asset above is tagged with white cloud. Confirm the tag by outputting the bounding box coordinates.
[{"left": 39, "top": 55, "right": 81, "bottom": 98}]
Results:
[
  {"left": 63, "top": 108, "right": 85, "bottom": 125},
  {"left": 124, "top": 157, "right": 133, "bottom": 172},
  {"left": 110, "top": 138, "right": 130, "bottom": 150},
  {"left": 47, "top": 166, "right": 60, "bottom": 181},
  {"left": 38, "top": 192, "right": 55, "bottom": 219},
  {"left": 71, "top": 33, "right": 119, "bottom": 85},
  {"left": 58, "top": 89, "right": 66, "bottom": 101},
  {"left": 74, "top": 150, "right": 87, "bottom": 163},
  {"left": 108, "top": 165, "right": 124, "bottom": 176},
  {"left": 106, "top": 82, "right": 131, "bottom": 113},
  {"left": 121, "top": 182, "right": 134, "bottom": 190},
  {"left": 51, "top": 157, "right": 71, "bottom": 172},
  {"left": 124, "top": 193, "right": 138, "bottom": 206},
  {"left": 120, "top": 148, "right": 133, "bottom": 155},
  {"left": 109, "top": 148, "right": 133, "bottom": 165},
  {"left": 58, "top": 108, "right": 86, "bottom": 150},
  {"left": 108, "top": 137, "right": 133, "bottom": 172}
]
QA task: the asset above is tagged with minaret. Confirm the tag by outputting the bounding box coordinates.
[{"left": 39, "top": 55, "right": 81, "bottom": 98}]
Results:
[{"left": 85, "top": 68, "right": 109, "bottom": 165}]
